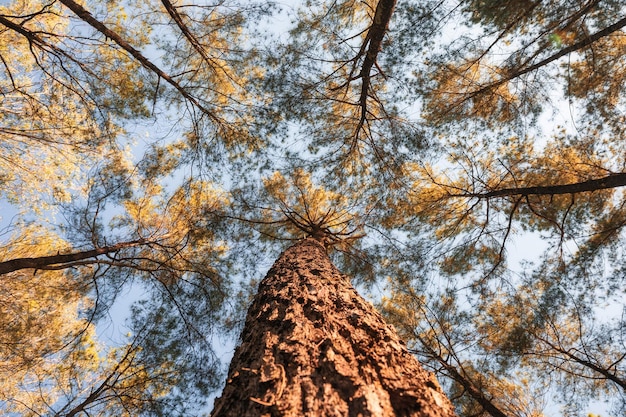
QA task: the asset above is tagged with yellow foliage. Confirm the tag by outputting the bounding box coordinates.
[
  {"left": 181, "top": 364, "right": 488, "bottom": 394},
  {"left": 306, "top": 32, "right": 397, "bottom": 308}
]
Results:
[
  {"left": 0, "top": 223, "right": 178, "bottom": 414},
  {"left": 388, "top": 161, "right": 480, "bottom": 237},
  {"left": 261, "top": 168, "right": 363, "bottom": 242},
  {"left": 454, "top": 366, "right": 548, "bottom": 417},
  {"left": 0, "top": 1, "right": 116, "bottom": 211},
  {"left": 114, "top": 179, "right": 230, "bottom": 285},
  {"left": 425, "top": 58, "right": 519, "bottom": 124},
  {"left": 0, "top": 0, "right": 159, "bottom": 213},
  {"left": 569, "top": 32, "right": 626, "bottom": 109},
  {"left": 0, "top": 225, "right": 102, "bottom": 414},
  {"left": 123, "top": 180, "right": 228, "bottom": 240},
  {"left": 397, "top": 133, "right": 615, "bottom": 241}
]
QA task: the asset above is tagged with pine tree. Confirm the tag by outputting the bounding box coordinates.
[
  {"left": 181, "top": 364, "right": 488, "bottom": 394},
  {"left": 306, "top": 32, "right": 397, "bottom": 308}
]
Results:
[
  {"left": 2, "top": 0, "right": 626, "bottom": 415},
  {"left": 211, "top": 237, "right": 456, "bottom": 417}
]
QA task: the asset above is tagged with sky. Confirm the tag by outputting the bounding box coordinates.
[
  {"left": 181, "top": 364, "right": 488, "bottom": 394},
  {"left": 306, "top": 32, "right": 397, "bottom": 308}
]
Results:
[{"left": 0, "top": 1, "right": 622, "bottom": 415}]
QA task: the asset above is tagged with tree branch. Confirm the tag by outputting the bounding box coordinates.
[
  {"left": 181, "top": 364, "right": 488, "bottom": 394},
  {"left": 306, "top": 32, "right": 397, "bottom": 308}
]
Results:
[
  {"left": 456, "top": 172, "right": 626, "bottom": 199},
  {"left": 413, "top": 340, "right": 510, "bottom": 417},
  {"left": 62, "top": 344, "right": 141, "bottom": 417},
  {"left": 0, "top": 239, "right": 146, "bottom": 275},
  {"left": 536, "top": 335, "right": 626, "bottom": 391},
  {"left": 464, "top": 15, "right": 626, "bottom": 102},
  {"left": 160, "top": 0, "right": 212, "bottom": 65},
  {"left": 352, "top": 0, "right": 397, "bottom": 134},
  {"left": 57, "top": 0, "right": 220, "bottom": 122}
]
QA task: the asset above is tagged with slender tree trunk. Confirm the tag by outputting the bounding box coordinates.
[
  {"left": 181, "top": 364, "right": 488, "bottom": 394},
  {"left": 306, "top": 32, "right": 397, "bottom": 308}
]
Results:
[{"left": 211, "top": 238, "right": 457, "bottom": 417}]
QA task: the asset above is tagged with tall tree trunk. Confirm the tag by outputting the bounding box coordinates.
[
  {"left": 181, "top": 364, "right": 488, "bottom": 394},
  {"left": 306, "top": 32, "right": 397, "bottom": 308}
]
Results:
[{"left": 211, "top": 238, "right": 457, "bottom": 417}]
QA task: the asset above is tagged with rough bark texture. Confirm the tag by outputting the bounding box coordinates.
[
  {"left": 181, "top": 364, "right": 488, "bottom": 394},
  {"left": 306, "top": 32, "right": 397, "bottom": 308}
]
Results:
[{"left": 211, "top": 238, "right": 457, "bottom": 417}]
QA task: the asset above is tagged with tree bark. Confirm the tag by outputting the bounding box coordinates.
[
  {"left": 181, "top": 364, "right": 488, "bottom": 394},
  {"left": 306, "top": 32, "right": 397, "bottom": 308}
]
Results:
[
  {"left": 356, "top": 0, "right": 397, "bottom": 129},
  {"left": 0, "top": 239, "right": 146, "bottom": 275},
  {"left": 452, "top": 172, "right": 626, "bottom": 199},
  {"left": 211, "top": 238, "right": 457, "bottom": 417}
]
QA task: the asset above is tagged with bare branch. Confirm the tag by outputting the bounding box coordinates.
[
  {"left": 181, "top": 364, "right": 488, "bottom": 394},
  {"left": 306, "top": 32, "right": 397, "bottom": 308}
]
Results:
[
  {"left": 160, "top": 0, "right": 213, "bottom": 66},
  {"left": 535, "top": 334, "right": 626, "bottom": 391}
]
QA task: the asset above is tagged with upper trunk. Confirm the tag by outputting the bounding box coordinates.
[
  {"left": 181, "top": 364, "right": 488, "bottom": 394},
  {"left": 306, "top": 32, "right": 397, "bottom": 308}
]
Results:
[{"left": 211, "top": 238, "right": 457, "bottom": 417}]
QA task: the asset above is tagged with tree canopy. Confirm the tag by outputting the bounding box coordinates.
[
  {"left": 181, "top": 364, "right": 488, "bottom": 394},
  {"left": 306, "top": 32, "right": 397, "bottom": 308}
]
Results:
[{"left": 1, "top": 0, "right": 625, "bottom": 415}]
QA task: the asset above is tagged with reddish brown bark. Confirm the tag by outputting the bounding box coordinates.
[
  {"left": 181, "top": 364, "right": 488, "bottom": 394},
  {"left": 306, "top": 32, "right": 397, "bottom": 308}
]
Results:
[{"left": 211, "top": 238, "right": 457, "bottom": 417}]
